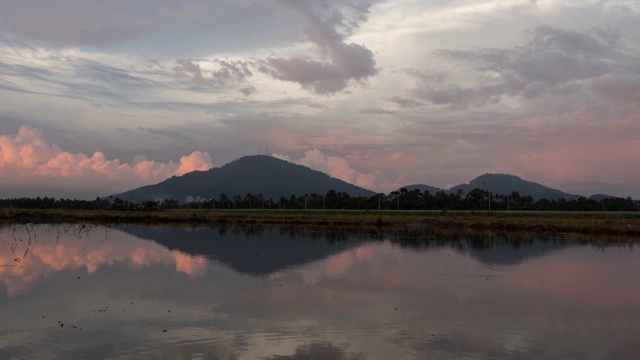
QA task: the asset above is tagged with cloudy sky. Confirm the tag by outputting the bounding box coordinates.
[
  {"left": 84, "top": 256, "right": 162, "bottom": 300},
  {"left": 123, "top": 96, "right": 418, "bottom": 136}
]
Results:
[{"left": 1, "top": 0, "right": 639, "bottom": 199}]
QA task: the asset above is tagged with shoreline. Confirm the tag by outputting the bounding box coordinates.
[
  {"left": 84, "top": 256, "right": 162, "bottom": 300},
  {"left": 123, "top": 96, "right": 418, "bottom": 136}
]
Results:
[{"left": 2, "top": 209, "right": 639, "bottom": 238}]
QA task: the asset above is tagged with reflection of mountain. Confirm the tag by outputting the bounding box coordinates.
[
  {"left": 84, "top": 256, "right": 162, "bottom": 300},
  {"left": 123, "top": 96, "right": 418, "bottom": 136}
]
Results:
[
  {"left": 394, "top": 233, "right": 570, "bottom": 266},
  {"left": 454, "top": 235, "right": 569, "bottom": 266},
  {"left": 115, "top": 225, "right": 367, "bottom": 276},
  {"left": 119, "top": 225, "right": 571, "bottom": 272},
  {"left": 449, "top": 173, "right": 580, "bottom": 200}
]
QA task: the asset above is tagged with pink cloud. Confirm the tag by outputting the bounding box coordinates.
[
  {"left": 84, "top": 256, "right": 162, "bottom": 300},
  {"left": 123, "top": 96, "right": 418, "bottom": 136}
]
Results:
[
  {"left": 0, "top": 126, "right": 213, "bottom": 197},
  {"left": 297, "top": 149, "right": 379, "bottom": 190},
  {"left": 271, "top": 149, "right": 406, "bottom": 193},
  {"left": 176, "top": 151, "right": 214, "bottom": 176}
]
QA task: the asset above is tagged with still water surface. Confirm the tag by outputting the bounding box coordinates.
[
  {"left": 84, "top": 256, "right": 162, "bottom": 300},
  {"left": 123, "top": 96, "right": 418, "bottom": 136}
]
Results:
[{"left": 1, "top": 224, "right": 639, "bottom": 359}]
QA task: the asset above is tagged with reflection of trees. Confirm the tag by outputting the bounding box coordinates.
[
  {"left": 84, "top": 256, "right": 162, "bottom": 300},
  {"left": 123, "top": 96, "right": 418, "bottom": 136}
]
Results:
[
  {"left": 263, "top": 342, "right": 365, "bottom": 360},
  {"left": 145, "top": 223, "right": 577, "bottom": 251}
]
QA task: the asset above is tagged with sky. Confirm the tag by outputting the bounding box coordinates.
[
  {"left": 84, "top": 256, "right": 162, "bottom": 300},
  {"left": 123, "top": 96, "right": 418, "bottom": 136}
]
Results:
[{"left": 1, "top": 0, "right": 639, "bottom": 200}]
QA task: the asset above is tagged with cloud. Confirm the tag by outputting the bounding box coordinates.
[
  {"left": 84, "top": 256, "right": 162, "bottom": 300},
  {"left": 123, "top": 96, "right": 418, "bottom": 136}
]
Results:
[
  {"left": 358, "top": 108, "right": 395, "bottom": 115},
  {"left": 0, "top": 38, "right": 164, "bottom": 104},
  {"left": 0, "top": 126, "right": 213, "bottom": 198},
  {"left": 260, "top": 0, "right": 378, "bottom": 94},
  {"left": 5, "top": 3, "right": 150, "bottom": 46},
  {"left": 0, "top": 0, "right": 222, "bottom": 47},
  {"left": 274, "top": 149, "right": 379, "bottom": 190},
  {"left": 172, "top": 58, "right": 257, "bottom": 94},
  {"left": 589, "top": 74, "right": 640, "bottom": 107},
  {"left": 386, "top": 96, "right": 423, "bottom": 108},
  {"left": 173, "top": 59, "right": 208, "bottom": 86},
  {"left": 410, "top": 26, "right": 628, "bottom": 108},
  {"left": 176, "top": 151, "right": 213, "bottom": 176}
]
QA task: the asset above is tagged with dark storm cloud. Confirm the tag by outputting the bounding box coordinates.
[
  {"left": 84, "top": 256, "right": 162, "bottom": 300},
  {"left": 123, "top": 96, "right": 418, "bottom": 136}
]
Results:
[
  {"left": 261, "top": 0, "right": 378, "bottom": 94},
  {"left": 411, "top": 26, "right": 628, "bottom": 109}
]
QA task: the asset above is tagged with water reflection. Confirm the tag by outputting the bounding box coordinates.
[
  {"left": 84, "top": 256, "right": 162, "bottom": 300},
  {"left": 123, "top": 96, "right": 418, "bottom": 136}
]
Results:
[{"left": 1, "top": 224, "right": 639, "bottom": 359}]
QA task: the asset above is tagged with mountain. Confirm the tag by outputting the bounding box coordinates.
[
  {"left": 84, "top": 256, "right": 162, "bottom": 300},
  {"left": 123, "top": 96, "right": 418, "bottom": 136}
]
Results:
[
  {"left": 110, "top": 155, "right": 375, "bottom": 202},
  {"left": 588, "top": 194, "right": 616, "bottom": 201},
  {"left": 449, "top": 174, "right": 580, "bottom": 201},
  {"left": 402, "top": 184, "right": 444, "bottom": 194}
]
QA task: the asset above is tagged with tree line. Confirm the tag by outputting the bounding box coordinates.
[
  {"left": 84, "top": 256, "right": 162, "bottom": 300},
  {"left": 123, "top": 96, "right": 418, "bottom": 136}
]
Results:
[{"left": 1, "top": 188, "right": 638, "bottom": 212}]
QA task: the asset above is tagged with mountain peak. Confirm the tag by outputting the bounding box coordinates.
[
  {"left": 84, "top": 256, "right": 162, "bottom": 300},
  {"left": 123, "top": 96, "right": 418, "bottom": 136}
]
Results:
[
  {"left": 110, "top": 155, "right": 375, "bottom": 202},
  {"left": 450, "top": 173, "right": 578, "bottom": 200}
]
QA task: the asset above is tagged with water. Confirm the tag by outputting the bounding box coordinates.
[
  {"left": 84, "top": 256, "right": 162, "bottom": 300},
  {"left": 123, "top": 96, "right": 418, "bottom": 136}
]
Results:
[{"left": 1, "top": 223, "right": 639, "bottom": 359}]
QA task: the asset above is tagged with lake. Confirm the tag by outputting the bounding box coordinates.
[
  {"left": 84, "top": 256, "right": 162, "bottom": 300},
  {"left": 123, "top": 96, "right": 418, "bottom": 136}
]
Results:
[{"left": 1, "top": 223, "right": 639, "bottom": 359}]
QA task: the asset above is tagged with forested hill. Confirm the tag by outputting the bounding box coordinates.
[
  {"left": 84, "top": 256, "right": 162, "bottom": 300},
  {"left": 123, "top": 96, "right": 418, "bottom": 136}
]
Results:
[
  {"left": 110, "top": 155, "right": 375, "bottom": 202},
  {"left": 402, "top": 184, "right": 444, "bottom": 194},
  {"left": 448, "top": 174, "right": 580, "bottom": 201}
]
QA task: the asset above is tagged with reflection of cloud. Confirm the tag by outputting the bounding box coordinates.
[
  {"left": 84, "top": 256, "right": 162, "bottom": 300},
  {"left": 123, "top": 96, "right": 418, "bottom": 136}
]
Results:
[
  {"left": 264, "top": 342, "right": 365, "bottom": 360},
  {"left": 289, "top": 244, "right": 383, "bottom": 286},
  {"left": 0, "top": 225, "right": 208, "bottom": 297},
  {"left": 173, "top": 251, "right": 208, "bottom": 278}
]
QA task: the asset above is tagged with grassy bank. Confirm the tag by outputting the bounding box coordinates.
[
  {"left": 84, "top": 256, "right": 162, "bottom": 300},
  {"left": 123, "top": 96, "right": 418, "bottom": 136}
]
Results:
[{"left": 2, "top": 208, "right": 639, "bottom": 237}]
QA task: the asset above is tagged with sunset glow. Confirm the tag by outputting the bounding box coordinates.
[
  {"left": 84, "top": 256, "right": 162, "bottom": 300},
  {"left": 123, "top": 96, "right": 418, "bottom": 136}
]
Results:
[{"left": 1, "top": 1, "right": 639, "bottom": 198}]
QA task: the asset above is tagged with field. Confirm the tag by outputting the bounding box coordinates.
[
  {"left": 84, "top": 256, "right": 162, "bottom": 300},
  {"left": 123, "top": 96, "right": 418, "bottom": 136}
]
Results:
[{"left": 2, "top": 208, "right": 639, "bottom": 237}]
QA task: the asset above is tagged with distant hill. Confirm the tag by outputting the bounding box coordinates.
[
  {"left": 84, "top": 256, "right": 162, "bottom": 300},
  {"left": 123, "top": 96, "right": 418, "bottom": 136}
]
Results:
[
  {"left": 588, "top": 194, "right": 616, "bottom": 201},
  {"left": 449, "top": 174, "right": 580, "bottom": 201},
  {"left": 110, "top": 155, "right": 376, "bottom": 202},
  {"left": 402, "top": 184, "right": 444, "bottom": 194}
]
